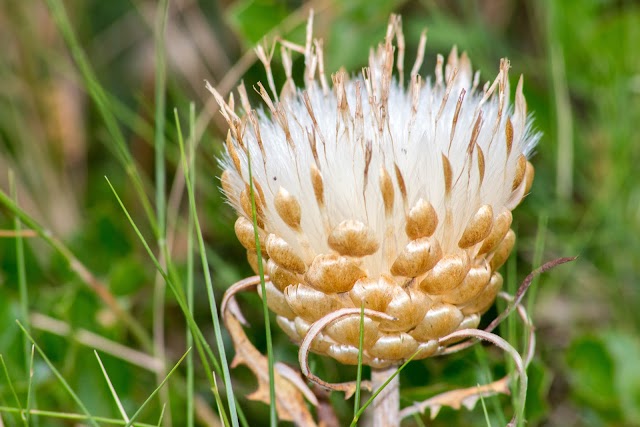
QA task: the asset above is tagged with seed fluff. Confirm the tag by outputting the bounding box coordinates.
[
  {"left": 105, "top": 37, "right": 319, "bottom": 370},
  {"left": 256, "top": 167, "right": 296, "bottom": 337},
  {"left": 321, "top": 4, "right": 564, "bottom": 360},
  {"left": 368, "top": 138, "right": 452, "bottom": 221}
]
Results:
[{"left": 210, "top": 13, "right": 539, "bottom": 368}]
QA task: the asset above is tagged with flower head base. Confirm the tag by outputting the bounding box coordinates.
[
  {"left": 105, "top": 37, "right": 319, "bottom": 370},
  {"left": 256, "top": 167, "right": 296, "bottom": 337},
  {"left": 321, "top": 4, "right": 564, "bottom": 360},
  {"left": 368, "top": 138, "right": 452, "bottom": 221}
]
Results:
[{"left": 212, "top": 15, "right": 538, "bottom": 369}]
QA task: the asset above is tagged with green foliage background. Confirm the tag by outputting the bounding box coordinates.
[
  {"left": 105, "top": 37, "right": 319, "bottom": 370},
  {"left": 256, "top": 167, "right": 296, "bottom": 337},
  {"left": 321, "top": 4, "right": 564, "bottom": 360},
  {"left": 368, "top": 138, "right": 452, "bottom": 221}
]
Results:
[{"left": 1, "top": 0, "right": 639, "bottom": 425}]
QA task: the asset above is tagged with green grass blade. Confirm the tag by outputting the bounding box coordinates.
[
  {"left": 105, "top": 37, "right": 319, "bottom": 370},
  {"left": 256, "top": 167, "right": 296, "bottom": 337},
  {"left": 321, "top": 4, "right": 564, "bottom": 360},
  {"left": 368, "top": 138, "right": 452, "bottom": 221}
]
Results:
[
  {"left": 94, "top": 351, "right": 129, "bottom": 423},
  {"left": 185, "top": 105, "right": 196, "bottom": 427},
  {"left": 156, "top": 404, "right": 166, "bottom": 427},
  {"left": 479, "top": 387, "right": 492, "bottom": 427},
  {"left": 9, "top": 173, "right": 32, "bottom": 427},
  {"left": 246, "top": 143, "right": 277, "bottom": 427},
  {"left": 104, "top": 177, "right": 223, "bottom": 384},
  {"left": 0, "top": 355, "right": 27, "bottom": 427},
  {"left": 9, "top": 174, "right": 29, "bottom": 373},
  {"left": 16, "top": 322, "right": 100, "bottom": 427},
  {"left": 152, "top": 0, "right": 171, "bottom": 422},
  {"left": 174, "top": 109, "right": 238, "bottom": 427},
  {"left": 353, "top": 351, "right": 419, "bottom": 424},
  {"left": 125, "top": 349, "right": 191, "bottom": 427},
  {"left": 25, "top": 345, "right": 35, "bottom": 426},
  {"left": 0, "top": 407, "right": 158, "bottom": 427}
]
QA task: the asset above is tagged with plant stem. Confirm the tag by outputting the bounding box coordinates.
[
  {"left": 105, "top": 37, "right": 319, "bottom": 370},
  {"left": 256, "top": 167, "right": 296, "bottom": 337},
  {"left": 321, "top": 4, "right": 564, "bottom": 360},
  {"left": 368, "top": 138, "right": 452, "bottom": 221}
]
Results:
[{"left": 369, "top": 366, "right": 400, "bottom": 427}]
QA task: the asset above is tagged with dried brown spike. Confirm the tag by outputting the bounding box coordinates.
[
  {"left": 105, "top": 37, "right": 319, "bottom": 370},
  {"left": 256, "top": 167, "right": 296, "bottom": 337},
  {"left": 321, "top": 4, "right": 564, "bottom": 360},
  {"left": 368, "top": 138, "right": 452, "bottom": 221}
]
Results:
[
  {"left": 379, "top": 167, "right": 395, "bottom": 216},
  {"left": 234, "top": 216, "right": 265, "bottom": 251},
  {"left": 512, "top": 154, "right": 527, "bottom": 191},
  {"left": 327, "top": 220, "right": 379, "bottom": 257},
  {"left": 390, "top": 237, "right": 443, "bottom": 277},
  {"left": 266, "top": 234, "right": 307, "bottom": 274},
  {"left": 450, "top": 89, "right": 466, "bottom": 147},
  {"left": 363, "top": 140, "right": 373, "bottom": 190},
  {"left": 458, "top": 204, "right": 494, "bottom": 249},
  {"left": 305, "top": 254, "right": 367, "bottom": 293},
  {"left": 505, "top": 117, "right": 514, "bottom": 158},
  {"left": 419, "top": 253, "right": 470, "bottom": 295},
  {"left": 310, "top": 165, "right": 325, "bottom": 210},
  {"left": 411, "top": 29, "right": 427, "bottom": 79},
  {"left": 409, "top": 303, "right": 464, "bottom": 342},
  {"left": 368, "top": 333, "right": 419, "bottom": 360},
  {"left": 275, "top": 187, "right": 302, "bottom": 230},
  {"left": 467, "top": 110, "right": 483, "bottom": 154},
  {"left": 405, "top": 198, "right": 438, "bottom": 240},
  {"left": 477, "top": 210, "right": 512, "bottom": 256},
  {"left": 441, "top": 154, "right": 453, "bottom": 196}
]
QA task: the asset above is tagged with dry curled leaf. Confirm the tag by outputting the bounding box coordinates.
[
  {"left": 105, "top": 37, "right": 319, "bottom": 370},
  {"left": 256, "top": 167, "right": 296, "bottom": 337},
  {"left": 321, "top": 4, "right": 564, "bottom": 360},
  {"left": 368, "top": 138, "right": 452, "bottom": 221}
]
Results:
[
  {"left": 222, "top": 277, "right": 317, "bottom": 426},
  {"left": 400, "top": 376, "right": 510, "bottom": 420}
]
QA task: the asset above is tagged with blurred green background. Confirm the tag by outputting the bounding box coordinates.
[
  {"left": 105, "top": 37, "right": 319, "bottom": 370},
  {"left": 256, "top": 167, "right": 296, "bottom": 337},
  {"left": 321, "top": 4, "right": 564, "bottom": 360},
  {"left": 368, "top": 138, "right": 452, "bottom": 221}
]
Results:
[{"left": 1, "top": 0, "right": 639, "bottom": 426}]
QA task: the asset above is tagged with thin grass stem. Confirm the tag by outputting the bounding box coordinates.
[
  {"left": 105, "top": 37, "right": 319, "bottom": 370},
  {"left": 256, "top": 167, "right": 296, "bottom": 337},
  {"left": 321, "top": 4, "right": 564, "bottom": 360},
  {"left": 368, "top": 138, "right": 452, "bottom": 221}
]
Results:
[
  {"left": 185, "top": 104, "right": 196, "bottom": 427},
  {"left": 246, "top": 152, "right": 277, "bottom": 427},
  {"left": 174, "top": 110, "right": 240, "bottom": 427},
  {"left": 105, "top": 177, "right": 224, "bottom": 391},
  {"left": 9, "top": 173, "right": 35, "bottom": 427},
  {"left": 0, "top": 407, "right": 158, "bottom": 427},
  {"left": 0, "top": 356, "right": 27, "bottom": 427},
  {"left": 125, "top": 349, "right": 191, "bottom": 427},
  {"left": 152, "top": 1, "right": 171, "bottom": 424},
  {"left": 16, "top": 323, "right": 100, "bottom": 427},
  {"left": 94, "top": 351, "right": 130, "bottom": 423}
]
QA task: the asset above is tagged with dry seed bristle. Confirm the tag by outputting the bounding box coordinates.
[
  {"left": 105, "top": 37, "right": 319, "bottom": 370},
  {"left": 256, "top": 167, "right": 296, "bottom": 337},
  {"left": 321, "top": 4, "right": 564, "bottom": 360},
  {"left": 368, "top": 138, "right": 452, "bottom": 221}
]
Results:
[
  {"left": 255, "top": 40, "right": 278, "bottom": 102},
  {"left": 410, "top": 29, "right": 427, "bottom": 79},
  {"left": 450, "top": 88, "right": 466, "bottom": 149}
]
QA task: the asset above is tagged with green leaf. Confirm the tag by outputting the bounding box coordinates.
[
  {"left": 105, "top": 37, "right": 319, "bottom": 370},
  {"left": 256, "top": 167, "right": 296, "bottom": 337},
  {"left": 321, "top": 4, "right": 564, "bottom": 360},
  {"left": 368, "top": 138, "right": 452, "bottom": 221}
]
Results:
[{"left": 228, "top": 0, "right": 290, "bottom": 44}]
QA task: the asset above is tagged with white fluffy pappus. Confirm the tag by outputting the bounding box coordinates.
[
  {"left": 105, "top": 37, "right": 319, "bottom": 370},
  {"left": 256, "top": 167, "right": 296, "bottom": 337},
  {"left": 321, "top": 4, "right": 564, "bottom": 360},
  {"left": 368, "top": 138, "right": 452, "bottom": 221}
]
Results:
[{"left": 209, "top": 13, "right": 539, "bottom": 279}]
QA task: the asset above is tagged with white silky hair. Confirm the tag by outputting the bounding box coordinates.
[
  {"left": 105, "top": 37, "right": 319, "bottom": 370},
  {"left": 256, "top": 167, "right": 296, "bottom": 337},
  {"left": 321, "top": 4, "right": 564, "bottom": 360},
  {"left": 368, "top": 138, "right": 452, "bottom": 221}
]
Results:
[{"left": 214, "top": 16, "right": 540, "bottom": 277}]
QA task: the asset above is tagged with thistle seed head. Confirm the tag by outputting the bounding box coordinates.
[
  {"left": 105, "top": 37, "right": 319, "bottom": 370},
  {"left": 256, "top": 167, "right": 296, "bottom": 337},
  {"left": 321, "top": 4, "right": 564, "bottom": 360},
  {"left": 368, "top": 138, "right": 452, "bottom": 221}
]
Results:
[{"left": 212, "top": 13, "right": 539, "bottom": 368}]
